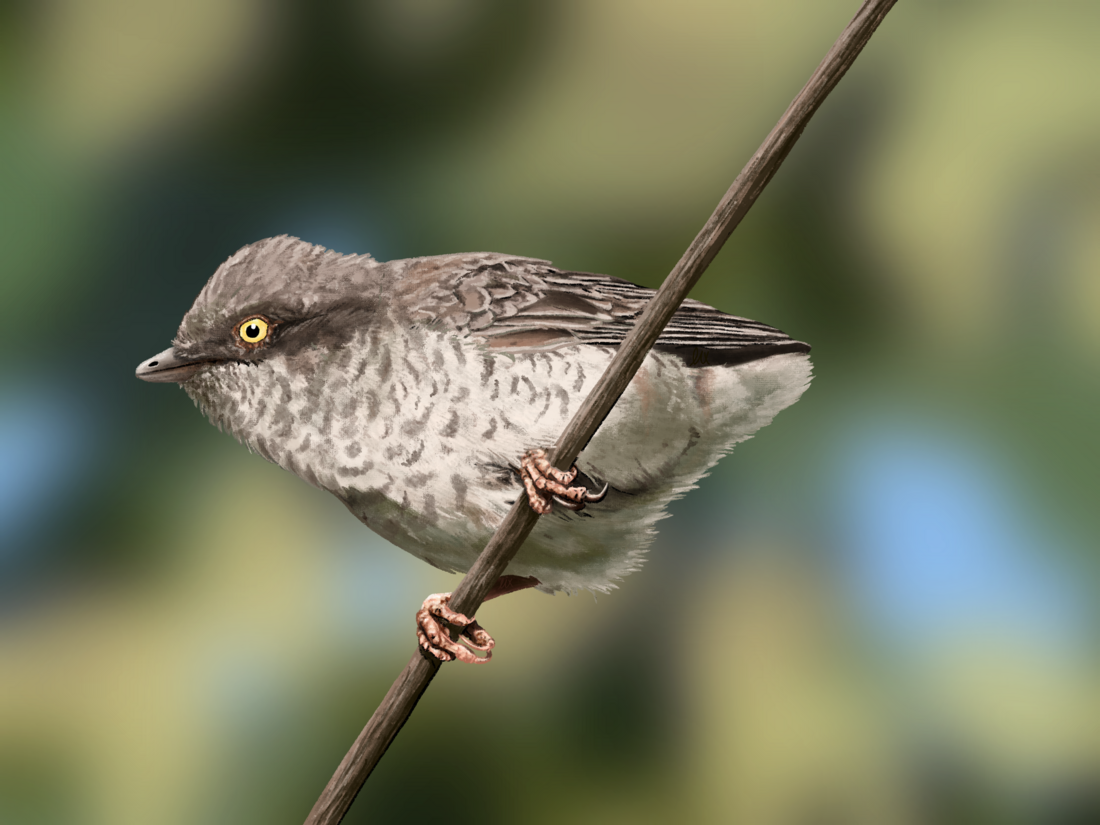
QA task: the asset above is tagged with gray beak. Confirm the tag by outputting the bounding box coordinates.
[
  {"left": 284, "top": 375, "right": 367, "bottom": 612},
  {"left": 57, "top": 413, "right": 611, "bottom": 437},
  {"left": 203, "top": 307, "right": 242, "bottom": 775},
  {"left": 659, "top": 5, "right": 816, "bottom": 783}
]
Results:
[{"left": 135, "top": 346, "right": 213, "bottom": 384}]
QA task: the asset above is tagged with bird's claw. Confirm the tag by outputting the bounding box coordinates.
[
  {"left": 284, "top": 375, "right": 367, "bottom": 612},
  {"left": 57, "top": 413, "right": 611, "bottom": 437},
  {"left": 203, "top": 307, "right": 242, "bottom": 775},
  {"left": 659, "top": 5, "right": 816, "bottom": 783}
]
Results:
[
  {"left": 520, "top": 448, "right": 608, "bottom": 514},
  {"left": 416, "top": 592, "right": 495, "bottom": 664}
]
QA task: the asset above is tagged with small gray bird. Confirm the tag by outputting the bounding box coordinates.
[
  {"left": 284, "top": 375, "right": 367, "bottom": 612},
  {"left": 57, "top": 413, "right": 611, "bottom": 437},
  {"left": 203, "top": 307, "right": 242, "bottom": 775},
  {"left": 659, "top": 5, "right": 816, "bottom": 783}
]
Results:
[{"left": 136, "top": 236, "right": 811, "bottom": 662}]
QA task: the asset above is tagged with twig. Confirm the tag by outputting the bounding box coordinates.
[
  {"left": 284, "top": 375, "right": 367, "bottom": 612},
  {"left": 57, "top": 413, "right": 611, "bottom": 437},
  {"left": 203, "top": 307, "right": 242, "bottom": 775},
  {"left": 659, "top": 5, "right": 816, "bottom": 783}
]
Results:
[{"left": 303, "top": 1, "right": 898, "bottom": 822}]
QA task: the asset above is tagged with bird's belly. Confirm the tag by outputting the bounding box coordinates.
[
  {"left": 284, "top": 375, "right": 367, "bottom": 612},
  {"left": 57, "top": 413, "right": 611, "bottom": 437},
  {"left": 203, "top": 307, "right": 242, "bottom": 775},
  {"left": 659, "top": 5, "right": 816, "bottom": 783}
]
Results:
[
  {"left": 330, "top": 346, "right": 811, "bottom": 593},
  {"left": 213, "top": 332, "right": 810, "bottom": 593}
]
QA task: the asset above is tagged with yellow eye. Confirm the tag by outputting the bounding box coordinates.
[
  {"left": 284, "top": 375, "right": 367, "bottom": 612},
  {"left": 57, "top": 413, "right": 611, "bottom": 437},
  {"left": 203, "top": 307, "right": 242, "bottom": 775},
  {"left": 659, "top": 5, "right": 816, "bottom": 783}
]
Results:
[{"left": 235, "top": 316, "right": 271, "bottom": 347}]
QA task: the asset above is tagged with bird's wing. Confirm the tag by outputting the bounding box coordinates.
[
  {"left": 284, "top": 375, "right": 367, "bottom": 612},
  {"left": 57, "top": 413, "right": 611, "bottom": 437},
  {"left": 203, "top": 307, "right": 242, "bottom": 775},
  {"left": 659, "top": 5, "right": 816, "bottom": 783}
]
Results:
[{"left": 402, "top": 254, "right": 809, "bottom": 364}]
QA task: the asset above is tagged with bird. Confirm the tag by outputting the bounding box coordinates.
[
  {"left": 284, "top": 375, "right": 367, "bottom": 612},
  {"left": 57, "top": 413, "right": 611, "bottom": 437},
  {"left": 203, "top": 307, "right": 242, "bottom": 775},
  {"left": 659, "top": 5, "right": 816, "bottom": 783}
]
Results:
[{"left": 136, "top": 235, "right": 812, "bottom": 662}]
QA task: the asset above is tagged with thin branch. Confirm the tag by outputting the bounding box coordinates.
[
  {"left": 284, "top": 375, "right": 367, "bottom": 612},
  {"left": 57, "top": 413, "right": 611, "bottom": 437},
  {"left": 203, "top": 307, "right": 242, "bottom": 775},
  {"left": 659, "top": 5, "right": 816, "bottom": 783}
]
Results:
[{"left": 304, "top": 1, "right": 898, "bottom": 822}]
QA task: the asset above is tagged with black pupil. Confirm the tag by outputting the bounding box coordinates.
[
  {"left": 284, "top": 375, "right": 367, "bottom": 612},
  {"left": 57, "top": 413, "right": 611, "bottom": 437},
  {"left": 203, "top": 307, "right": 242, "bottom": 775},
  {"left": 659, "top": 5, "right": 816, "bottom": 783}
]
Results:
[{"left": 245, "top": 323, "right": 260, "bottom": 339}]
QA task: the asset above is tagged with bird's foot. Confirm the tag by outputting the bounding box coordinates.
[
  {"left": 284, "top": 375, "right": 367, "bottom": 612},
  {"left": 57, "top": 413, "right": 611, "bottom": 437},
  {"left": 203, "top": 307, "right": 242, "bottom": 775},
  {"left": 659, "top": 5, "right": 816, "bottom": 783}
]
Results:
[
  {"left": 520, "top": 448, "right": 608, "bottom": 514},
  {"left": 416, "top": 577, "right": 538, "bottom": 664},
  {"left": 416, "top": 592, "right": 495, "bottom": 664}
]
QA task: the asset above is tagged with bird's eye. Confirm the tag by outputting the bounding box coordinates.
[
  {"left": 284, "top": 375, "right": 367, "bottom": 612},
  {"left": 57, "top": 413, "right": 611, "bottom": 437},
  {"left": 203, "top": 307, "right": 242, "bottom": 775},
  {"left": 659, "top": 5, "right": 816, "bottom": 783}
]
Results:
[{"left": 235, "top": 316, "right": 271, "bottom": 347}]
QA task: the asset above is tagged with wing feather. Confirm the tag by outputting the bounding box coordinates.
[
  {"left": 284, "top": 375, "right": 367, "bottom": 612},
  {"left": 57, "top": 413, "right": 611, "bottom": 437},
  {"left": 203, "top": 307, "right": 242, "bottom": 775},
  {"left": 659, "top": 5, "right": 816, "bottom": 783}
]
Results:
[{"left": 400, "top": 254, "right": 809, "bottom": 364}]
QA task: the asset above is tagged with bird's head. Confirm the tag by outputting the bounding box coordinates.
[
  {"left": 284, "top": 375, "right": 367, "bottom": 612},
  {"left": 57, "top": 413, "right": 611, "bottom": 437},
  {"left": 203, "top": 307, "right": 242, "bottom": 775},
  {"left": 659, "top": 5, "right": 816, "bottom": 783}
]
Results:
[{"left": 135, "top": 236, "right": 383, "bottom": 385}]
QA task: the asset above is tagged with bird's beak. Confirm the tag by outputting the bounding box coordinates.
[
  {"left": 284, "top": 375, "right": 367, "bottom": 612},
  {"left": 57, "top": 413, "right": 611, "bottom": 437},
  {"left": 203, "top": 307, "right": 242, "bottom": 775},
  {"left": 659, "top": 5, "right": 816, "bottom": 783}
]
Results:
[{"left": 135, "top": 347, "right": 213, "bottom": 384}]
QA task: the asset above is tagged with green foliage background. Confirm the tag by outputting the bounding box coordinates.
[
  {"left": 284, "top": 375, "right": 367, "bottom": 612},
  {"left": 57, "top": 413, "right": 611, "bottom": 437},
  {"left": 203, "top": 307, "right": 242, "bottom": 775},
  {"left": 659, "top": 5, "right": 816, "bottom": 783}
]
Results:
[{"left": 0, "top": 2, "right": 1097, "bottom": 823}]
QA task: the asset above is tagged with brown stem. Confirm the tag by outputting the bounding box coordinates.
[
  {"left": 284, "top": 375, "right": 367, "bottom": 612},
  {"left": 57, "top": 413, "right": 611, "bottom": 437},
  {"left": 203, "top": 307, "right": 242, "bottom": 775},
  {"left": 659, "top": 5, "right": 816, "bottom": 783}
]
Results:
[{"left": 303, "top": 1, "right": 898, "bottom": 822}]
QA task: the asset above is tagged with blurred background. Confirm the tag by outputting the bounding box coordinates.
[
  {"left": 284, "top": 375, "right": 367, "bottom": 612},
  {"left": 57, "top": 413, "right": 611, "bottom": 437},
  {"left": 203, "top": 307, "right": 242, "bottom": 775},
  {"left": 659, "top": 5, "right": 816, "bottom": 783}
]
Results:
[{"left": 1, "top": 0, "right": 1098, "bottom": 822}]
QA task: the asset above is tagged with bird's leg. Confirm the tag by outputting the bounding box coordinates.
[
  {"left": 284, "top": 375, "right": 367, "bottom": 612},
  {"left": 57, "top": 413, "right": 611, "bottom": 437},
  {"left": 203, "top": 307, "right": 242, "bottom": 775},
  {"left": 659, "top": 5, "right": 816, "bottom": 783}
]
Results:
[
  {"left": 520, "top": 448, "right": 608, "bottom": 514},
  {"left": 416, "top": 575, "right": 540, "bottom": 664}
]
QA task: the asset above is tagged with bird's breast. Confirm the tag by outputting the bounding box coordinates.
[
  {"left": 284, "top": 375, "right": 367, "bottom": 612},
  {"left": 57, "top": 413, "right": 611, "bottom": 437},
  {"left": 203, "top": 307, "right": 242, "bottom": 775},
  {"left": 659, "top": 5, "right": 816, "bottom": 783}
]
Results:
[{"left": 185, "top": 329, "right": 595, "bottom": 528}]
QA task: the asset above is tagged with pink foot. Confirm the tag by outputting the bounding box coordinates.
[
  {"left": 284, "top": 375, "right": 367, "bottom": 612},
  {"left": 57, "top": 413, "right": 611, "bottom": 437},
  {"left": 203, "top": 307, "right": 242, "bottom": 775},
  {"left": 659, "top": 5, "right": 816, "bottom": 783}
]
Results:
[
  {"left": 520, "top": 448, "right": 608, "bottom": 514},
  {"left": 416, "top": 593, "right": 495, "bottom": 664},
  {"left": 415, "top": 577, "right": 540, "bottom": 664}
]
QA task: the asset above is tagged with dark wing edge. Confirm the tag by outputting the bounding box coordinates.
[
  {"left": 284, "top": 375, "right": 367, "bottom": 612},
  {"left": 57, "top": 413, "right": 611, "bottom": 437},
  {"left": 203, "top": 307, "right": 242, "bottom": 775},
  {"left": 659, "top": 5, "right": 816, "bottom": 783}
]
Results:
[
  {"left": 548, "top": 271, "right": 811, "bottom": 366},
  {"left": 404, "top": 257, "right": 810, "bottom": 365}
]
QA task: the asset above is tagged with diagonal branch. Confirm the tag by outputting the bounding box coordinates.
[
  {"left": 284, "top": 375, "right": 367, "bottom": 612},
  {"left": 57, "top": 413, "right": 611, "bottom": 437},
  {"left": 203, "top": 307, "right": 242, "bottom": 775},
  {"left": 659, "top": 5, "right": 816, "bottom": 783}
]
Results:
[{"left": 304, "top": 1, "right": 898, "bottom": 822}]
